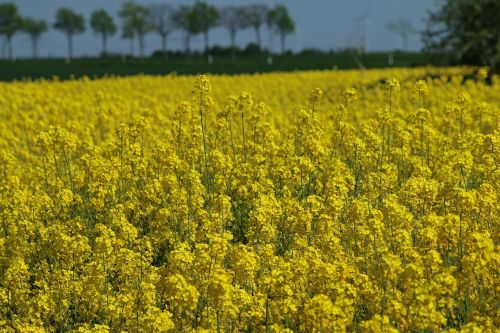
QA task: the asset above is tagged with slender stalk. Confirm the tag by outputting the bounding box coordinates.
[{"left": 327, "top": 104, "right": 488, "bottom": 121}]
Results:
[
  {"left": 199, "top": 91, "right": 210, "bottom": 191},
  {"left": 265, "top": 289, "right": 271, "bottom": 333},
  {"left": 241, "top": 111, "right": 247, "bottom": 162}
]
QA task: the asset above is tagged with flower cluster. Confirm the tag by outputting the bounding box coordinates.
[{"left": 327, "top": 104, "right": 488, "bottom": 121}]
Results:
[{"left": 0, "top": 67, "right": 498, "bottom": 332}]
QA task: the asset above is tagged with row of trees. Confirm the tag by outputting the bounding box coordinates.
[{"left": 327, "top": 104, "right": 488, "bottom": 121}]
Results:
[{"left": 0, "top": 2, "right": 295, "bottom": 61}]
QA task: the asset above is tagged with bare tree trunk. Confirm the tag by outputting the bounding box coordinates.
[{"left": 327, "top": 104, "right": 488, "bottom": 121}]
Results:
[
  {"left": 230, "top": 29, "right": 236, "bottom": 62},
  {"left": 67, "top": 33, "right": 73, "bottom": 62},
  {"left": 161, "top": 34, "right": 168, "bottom": 62},
  {"left": 185, "top": 33, "right": 190, "bottom": 54},
  {"left": 280, "top": 32, "right": 285, "bottom": 54},
  {"left": 138, "top": 34, "right": 145, "bottom": 58},
  {"left": 255, "top": 25, "right": 261, "bottom": 50},
  {"left": 129, "top": 37, "right": 134, "bottom": 56},
  {"left": 1, "top": 37, "right": 5, "bottom": 59},
  {"left": 31, "top": 37, "right": 38, "bottom": 59},
  {"left": 204, "top": 31, "right": 209, "bottom": 54},
  {"left": 268, "top": 31, "right": 274, "bottom": 55},
  {"left": 102, "top": 34, "right": 108, "bottom": 56},
  {"left": 351, "top": 49, "right": 365, "bottom": 70},
  {"left": 7, "top": 36, "right": 13, "bottom": 61}
]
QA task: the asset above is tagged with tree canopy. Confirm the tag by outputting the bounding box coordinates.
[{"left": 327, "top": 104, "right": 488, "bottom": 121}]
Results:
[
  {"left": 21, "top": 17, "right": 47, "bottom": 58},
  {"left": 220, "top": 6, "right": 246, "bottom": 59},
  {"left": 119, "top": 1, "right": 151, "bottom": 57},
  {"left": 423, "top": 0, "right": 500, "bottom": 69},
  {"left": 21, "top": 18, "right": 47, "bottom": 38},
  {"left": 0, "top": 2, "right": 22, "bottom": 58},
  {"left": 241, "top": 4, "right": 268, "bottom": 48},
  {"left": 267, "top": 5, "right": 295, "bottom": 54},
  {"left": 91, "top": 9, "right": 116, "bottom": 55},
  {"left": 148, "top": 4, "right": 176, "bottom": 60},
  {"left": 54, "top": 7, "right": 85, "bottom": 36},
  {"left": 172, "top": 5, "right": 201, "bottom": 53},
  {"left": 387, "top": 18, "right": 415, "bottom": 51},
  {"left": 148, "top": 4, "right": 176, "bottom": 38},
  {"left": 191, "top": 1, "right": 219, "bottom": 52},
  {"left": 90, "top": 9, "right": 116, "bottom": 38},
  {"left": 54, "top": 7, "right": 85, "bottom": 60},
  {"left": 0, "top": 3, "right": 21, "bottom": 39}
]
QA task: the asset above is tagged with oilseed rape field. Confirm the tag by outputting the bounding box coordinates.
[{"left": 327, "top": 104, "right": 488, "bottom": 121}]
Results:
[{"left": 0, "top": 67, "right": 499, "bottom": 332}]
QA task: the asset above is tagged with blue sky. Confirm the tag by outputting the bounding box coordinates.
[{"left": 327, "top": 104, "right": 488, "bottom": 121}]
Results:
[{"left": 5, "top": 0, "right": 438, "bottom": 58}]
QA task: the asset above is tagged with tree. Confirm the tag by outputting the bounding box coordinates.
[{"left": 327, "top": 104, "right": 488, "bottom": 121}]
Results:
[
  {"left": 387, "top": 18, "right": 415, "bottom": 51},
  {"left": 242, "top": 4, "right": 268, "bottom": 50},
  {"left": 21, "top": 18, "right": 47, "bottom": 59},
  {"left": 119, "top": 1, "right": 151, "bottom": 58},
  {"left": 122, "top": 23, "right": 135, "bottom": 56},
  {"left": 148, "top": 4, "right": 176, "bottom": 61},
  {"left": 172, "top": 5, "right": 197, "bottom": 54},
  {"left": 423, "top": 0, "right": 500, "bottom": 69},
  {"left": 54, "top": 7, "right": 85, "bottom": 61},
  {"left": 220, "top": 6, "right": 245, "bottom": 60},
  {"left": 90, "top": 9, "right": 116, "bottom": 56},
  {"left": 0, "top": 3, "right": 22, "bottom": 60},
  {"left": 347, "top": 15, "right": 369, "bottom": 69},
  {"left": 192, "top": 1, "right": 219, "bottom": 54},
  {"left": 267, "top": 5, "right": 295, "bottom": 54}
]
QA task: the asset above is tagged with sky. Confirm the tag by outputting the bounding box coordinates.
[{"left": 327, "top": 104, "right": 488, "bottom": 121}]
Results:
[{"left": 5, "top": 0, "right": 438, "bottom": 58}]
